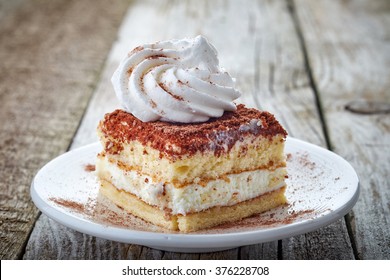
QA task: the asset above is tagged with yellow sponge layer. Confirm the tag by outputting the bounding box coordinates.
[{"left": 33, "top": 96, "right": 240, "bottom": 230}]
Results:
[{"left": 99, "top": 134, "right": 286, "bottom": 185}]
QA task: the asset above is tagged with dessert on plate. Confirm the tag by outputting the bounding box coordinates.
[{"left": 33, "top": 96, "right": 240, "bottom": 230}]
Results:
[{"left": 96, "top": 36, "right": 288, "bottom": 232}]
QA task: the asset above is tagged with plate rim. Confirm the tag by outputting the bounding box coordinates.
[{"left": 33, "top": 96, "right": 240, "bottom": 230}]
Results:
[{"left": 30, "top": 137, "right": 360, "bottom": 251}]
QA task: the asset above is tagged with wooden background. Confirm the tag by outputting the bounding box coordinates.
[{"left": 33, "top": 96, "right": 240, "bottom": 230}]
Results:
[{"left": 0, "top": 0, "right": 389, "bottom": 260}]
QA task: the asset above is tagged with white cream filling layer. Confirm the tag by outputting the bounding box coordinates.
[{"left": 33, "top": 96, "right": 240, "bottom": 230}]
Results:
[{"left": 96, "top": 156, "right": 286, "bottom": 215}]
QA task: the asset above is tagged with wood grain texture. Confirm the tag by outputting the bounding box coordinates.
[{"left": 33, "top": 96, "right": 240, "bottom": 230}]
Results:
[
  {"left": 22, "top": 0, "right": 358, "bottom": 259},
  {"left": 24, "top": 216, "right": 128, "bottom": 260},
  {"left": 247, "top": 0, "right": 354, "bottom": 259},
  {"left": 239, "top": 242, "right": 279, "bottom": 260},
  {"left": 0, "top": 0, "right": 25, "bottom": 22},
  {"left": 294, "top": 0, "right": 390, "bottom": 259},
  {"left": 0, "top": 0, "right": 130, "bottom": 259}
]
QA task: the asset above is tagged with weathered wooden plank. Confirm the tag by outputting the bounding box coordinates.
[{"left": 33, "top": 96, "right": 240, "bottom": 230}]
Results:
[
  {"left": 162, "top": 251, "right": 200, "bottom": 260},
  {"left": 249, "top": 0, "right": 355, "bottom": 259},
  {"left": 199, "top": 249, "right": 240, "bottom": 260},
  {"left": 24, "top": 0, "right": 355, "bottom": 259},
  {"left": 239, "top": 242, "right": 279, "bottom": 260},
  {"left": 282, "top": 220, "right": 354, "bottom": 259},
  {"left": 0, "top": 0, "right": 25, "bottom": 22},
  {"left": 0, "top": 0, "right": 130, "bottom": 259},
  {"left": 24, "top": 215, "right": 128, "bottom": 259},
  {"left": 293, "top": 0, "right": 390, "bottom": 259}
]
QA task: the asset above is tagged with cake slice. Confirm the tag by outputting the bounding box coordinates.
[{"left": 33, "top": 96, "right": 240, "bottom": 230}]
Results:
[
  {"left": 97, "top": 35, "right": 288, "bottom": 232},
  {"left": 96, "top": 104, "right": 287, "bottom": 232}
]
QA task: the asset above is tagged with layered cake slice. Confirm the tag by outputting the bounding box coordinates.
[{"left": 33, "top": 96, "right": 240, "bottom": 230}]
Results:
[
  {"left": 96, "top": 104, "right": 287, "bottom": 232},
  {"left": 96, "top": 36, "right": 288, "bottom": 232}
]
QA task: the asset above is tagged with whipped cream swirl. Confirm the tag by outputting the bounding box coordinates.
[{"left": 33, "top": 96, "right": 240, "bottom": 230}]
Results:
[{"left": 112, "top": 36, "right": 241, "bottom": 123}]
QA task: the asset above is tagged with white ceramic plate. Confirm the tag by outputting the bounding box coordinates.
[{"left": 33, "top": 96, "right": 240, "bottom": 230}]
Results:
[{"left": 31, "top": 137, "right": 359, "bottom": 253}]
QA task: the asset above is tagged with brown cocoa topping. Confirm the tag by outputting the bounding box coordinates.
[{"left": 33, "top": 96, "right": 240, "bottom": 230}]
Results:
[
  {"left": 84, "top": 164, "right": 96, "bottom": 172},
  {"left": 99, "top": 104, "right": 287, "bottom": 159},
  {"left": 158, "top": 82, "right": 184, "bottom": 101},
  {"left": 49, "top": 198, "right": 85, "bottom": 213}
]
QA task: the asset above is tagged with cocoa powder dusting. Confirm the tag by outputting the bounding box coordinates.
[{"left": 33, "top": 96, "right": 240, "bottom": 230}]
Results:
[
  {"left": 201, "top": 206, "right": 316, "bottom": 233},
  {"left": 50, "top": 195, "right": 317, "bottom": 234},
  {"left": 93, "top": 204, "right": 129, "bottom": 228},
  {"left": 297, "top": 152, "right": 316, "bottom": 170},
  {"left": 159, "top": 82, "right": 184, "bottom": 101},
  {"left": 98, "top": 104, "right": 287, "bottom": 159},
  {"left": 128, "top": 46, "right": 144, "bottom": 57},
  {"left": 84, "top": 164, "right": 95, "bottom": 172},
  {"left": 49, "top": 198, "right": 86, "bottom": 213},
  {"left": 49, "top": 194, "right": 165, "bottom": 232}
]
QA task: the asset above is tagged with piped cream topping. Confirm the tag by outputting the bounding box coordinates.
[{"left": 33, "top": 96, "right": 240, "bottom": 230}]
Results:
[{"left": 112, "top": 36, "right": 241, "bottom": 123}]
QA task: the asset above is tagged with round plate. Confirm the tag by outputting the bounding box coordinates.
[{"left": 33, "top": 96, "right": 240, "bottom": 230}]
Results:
[{"left": 31, "top": 137, "right": 359, "bottom": 253}]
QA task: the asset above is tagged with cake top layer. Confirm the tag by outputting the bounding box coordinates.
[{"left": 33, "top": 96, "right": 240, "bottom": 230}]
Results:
[{"left": 99, "top": 104, "right": 287, "bottom": 158}]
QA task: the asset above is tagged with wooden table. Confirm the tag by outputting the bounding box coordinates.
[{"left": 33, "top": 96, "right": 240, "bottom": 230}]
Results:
[{"left": 1, "top": 0, "right": 389, "bottom": 260}]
